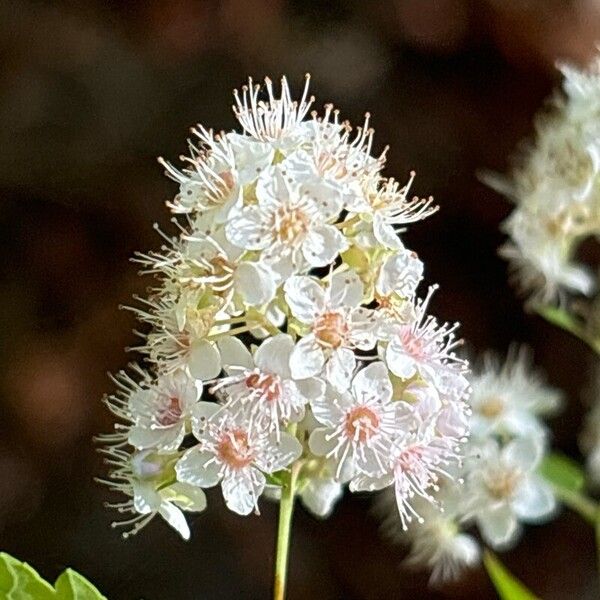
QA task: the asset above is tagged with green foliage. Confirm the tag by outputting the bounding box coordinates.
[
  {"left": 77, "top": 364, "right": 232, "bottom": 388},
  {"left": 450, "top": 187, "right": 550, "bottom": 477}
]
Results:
[
  {"left": 539, "top": 452, "right": 585, "bottom": 493},
  {"left": 0, "top": 553, "right": 106, "bottom": 600},
  {"left": 483, "top": 550, "right": 540, "bottom": 600}
]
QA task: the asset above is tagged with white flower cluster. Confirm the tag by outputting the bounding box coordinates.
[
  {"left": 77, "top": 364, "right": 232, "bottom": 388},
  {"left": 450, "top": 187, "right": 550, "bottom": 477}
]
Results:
[
  {"left": 493, "top": 58, "right": 600, "bottom": 306},
  {"left": 99, "top": 75, "right": 470, "bottom": 540},
  {"left": 379, "top": 346, "right": 561, "bottom": 584}
]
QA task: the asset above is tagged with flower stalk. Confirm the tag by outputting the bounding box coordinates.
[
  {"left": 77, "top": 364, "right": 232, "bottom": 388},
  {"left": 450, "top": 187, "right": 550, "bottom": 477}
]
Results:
[{"left": 274, "top": 426, "right": 300, "bottom": 600}]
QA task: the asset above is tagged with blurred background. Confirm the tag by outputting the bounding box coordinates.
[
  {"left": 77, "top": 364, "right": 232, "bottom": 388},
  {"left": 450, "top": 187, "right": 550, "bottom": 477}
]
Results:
[{"left": 1, "top": 0, "right": 599, "bottom": 598}]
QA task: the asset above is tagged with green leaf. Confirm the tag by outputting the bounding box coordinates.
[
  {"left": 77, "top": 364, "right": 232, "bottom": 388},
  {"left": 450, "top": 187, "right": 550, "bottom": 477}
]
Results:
[
  {"left": 0, "top": 553, "right": 55, "bottom": 599},
  {"left": 0, "top": 554, "right": 106, "bottom": 600},
  {"left": 539, "top": 452, "right": 585, "bottom": 493},
  {"left": 54, "top": 569, "right": 106, "bottom": 600},
  {"left": 483, "top": 550, "right": 540, "bottom": 600}
]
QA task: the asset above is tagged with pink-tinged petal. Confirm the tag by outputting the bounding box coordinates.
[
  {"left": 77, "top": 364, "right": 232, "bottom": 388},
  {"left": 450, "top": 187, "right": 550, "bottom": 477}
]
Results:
[
  {"left": 221, "top": 469, "right": 266, "bottom": 516},
  {"left": 188, "top": 340, "right": 221, "bottom": 380},
  {"left": 284, "top": 276, "right": 325, "bottom": 322},
  {"left": 225, "top": 206, "right": 271, "bottom": 250},
  {"left": 289, "top": 335, "right": 325, "bottom": 380},
  {"left": 176, "top": 447, "right": 222, "bottom": 488},
  {"left": 255, "top": 334, "right": 294, "bottom": 378},
  {"left": 302, "top": 224, "right": 348, "bottom": 267}
]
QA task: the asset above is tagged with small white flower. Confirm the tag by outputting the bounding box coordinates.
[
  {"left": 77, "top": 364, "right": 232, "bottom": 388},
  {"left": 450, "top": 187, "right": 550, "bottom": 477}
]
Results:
[
  {"left": 212, "top": 333, "right": 325, "bottom": 436},
  {"left": 284, "top": 270, "right": 377, "bottom": 388},
  {"left": 308, "top": 362, "right": 399, "bottom": 479},
  {"left": 351, "top": 419, "right": 460, "bottom": 530},
  {"left": 383, "top": 286, "right": 467, "bottom": 389},
  {"left": 176, "top": 403, "right": 302, "bottom": 515},
  {"left": 160, "top": 128, "right": 273, "bottom": 219},
  {"left": 226, "top": 165, "right": 347, "bottom": 278},
  {"left": 469, "top": 345, "right": 562, "bottom": 441},
  {"left": 361, "top": 174, "right": 438, "bottom": 249},
  {"left": 127, "top": 370, "right": 201, "bottom": 453},
  {"left": 377, "top": 482, "right": 480, "bottom": 585},
  {"left": 101, "top": 448, "right": 206, "bottom": 540},
  {"left": 465, "top": 437, "right": 556, "bottom": 549}
]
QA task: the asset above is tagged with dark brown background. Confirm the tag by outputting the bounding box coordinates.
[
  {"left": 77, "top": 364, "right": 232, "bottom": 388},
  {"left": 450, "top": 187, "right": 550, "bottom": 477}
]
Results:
[{"left": 1, "top": 1, "right": 598, "bottom": 598}]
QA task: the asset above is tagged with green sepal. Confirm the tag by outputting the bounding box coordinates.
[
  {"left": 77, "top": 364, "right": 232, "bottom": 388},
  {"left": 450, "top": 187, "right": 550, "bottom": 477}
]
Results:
[{"left": 538, "top": 452, "right": 585, "bottom": 493}]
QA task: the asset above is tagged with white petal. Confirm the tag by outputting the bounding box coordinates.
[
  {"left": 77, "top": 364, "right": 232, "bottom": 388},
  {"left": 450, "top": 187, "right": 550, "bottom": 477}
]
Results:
[
  {"left": 128, "top": 425, "right": 184, "bottom": 453},
  {"left": 302, "top": 224, "right": 348, "bottom": 267},
  {"left": 385, "top": 342, "right": 417, "bottom": 379},
  {"left": 255, "top": 334, "right": 294, "bottom": 378},
  {"left": 300, "top": 478, "right": 343, "bottom": 518},
  {"left": 284, "top": 276, "right": 325, "bottom": 322},
  {"left": 328, "top": 269, "right": 363, "bottom": 308},
  {"left": 234, "top": 261, "right": 277, "bottom": 306},
  {"left": 310, "top": 386, "right": 347, "bottom": 426},
  {"left": 167, "top": 482, "right": 208, "bottom": 513},
  {"left": 132, "top": 481, "right": 161, "bottom": 514},
  {"left": 326, "top": 348, "right": 356, "bottom": 392},
  {"left": 221, "top": 469, "right": 266, "bottom": 515},
  {"left": 349, "top": 472, "right": 393, "bottom": 492},
  {"left": 217, "top": 335, "right": 254, "bottom": 371},
  {"left": 376, "top": 250, "right": 423, "bottom": 297},
  {"left": 225, "top": 207, "right": 270, "bottom": 250},
  {"left": 502, "top": 436, "right": 544, "bottom": 472},
  {"left": 289, "top": 335, "right": 325, "bottom": 380},
  {"left": 188, "top": 340, "right": 221, "bottom": 380},
  {"left": 373, "top": 214, "right": 403, "bottom": 249},
  {"left": 512, "top": 476, "right": 556, "bottom": 521},
  {"left": 190, "top": 402, "right": 222, "bottom": 439},
  {"left": 351, "top": 361, "right": 392, "bottom": 404},
  {"left": 257, "top": 432, "right": 302, "bottom": 472},
  {"left": 158, "top": 502, "right": 190, "bottom": 540},
  {"left": 294, "top": 377, "right": 325, "bottom": 403},
  {"left": 176, "top": 448, "right": 222, "bottom": 488},
  {"left": 478, "top": 504, "right": 520, "bottom": 549},
  {"left": 308, "top": 427, "right": 338, "bottom": 456}
]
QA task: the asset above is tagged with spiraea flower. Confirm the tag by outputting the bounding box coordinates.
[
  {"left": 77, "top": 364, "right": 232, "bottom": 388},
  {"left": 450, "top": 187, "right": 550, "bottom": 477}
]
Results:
[
  {"left": 491, "top": 57, "right": 600, "bottom": 306},
  {"left": 99, "top": 75, "right": 469, "bottom": 545},
  {"left": 377, "top": 345, "right": 561, "bottom": 583}
]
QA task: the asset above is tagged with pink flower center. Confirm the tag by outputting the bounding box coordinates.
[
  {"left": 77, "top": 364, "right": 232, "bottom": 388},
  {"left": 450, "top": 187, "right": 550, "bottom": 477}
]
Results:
[
  {"left": 217, "top": 429, "right": 255, "bottom": 470},
  {"left": 157, "top": 396, "right": 182, "bottom": 427},
  {"left": 345, "top": 406, "right": 380, "bottom": 443},
  {"left": 245, "top": 372, "right": 282, "bottom": 403},
  {"left": 400, "top": 329, "right": 426, "bottom": 359},
  {"left": 218, "top": 170, "right": 236, "bottom": 193},
  {"left": 314, "top": 311, "right": 348, "bottom": 349}
]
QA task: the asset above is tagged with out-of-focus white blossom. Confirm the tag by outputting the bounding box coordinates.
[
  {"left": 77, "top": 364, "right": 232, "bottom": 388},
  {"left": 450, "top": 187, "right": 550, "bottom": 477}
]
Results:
[
  {"left": 492, "top": 57, "right": 600, "bottom": 306},
  {"left": 100, "top": 75, "right": 469, "bottom": 540}
]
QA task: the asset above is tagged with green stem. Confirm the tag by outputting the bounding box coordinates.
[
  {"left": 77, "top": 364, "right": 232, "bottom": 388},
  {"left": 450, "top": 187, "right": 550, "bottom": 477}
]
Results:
[
  {"left": 552, "top": 486, "right": 598, "bottom": 525},
  {"left": 273, "top": 459, "right": 300, "bottom": 600}
]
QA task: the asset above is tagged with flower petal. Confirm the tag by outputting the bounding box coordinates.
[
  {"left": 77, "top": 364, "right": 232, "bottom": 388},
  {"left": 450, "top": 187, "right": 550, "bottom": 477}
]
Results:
[
  {"left": 512, "top": 476, "right": 556, "bottom": 521},
  {"left": 302, "top": 224, "right": 348, "bottom": 267},
  {"left": 326, "top": 347, "right": 356, "bottom": 392},
  {"left": 351, "top": 361, "right": 392, "bottom": 404},
  {"left": 255, "top": 334, "right": 294, "bottom": 378},
  {"left": 289, "top": 335, "right": 325, "bottom": 380},
  {"left": 188, "top": 340, "right": 221, "bottom": 380},
  {"left": 176, "top": 448, "right": 222, "bottom": 488},
  {"left": 234, "top": 261, "right": 277, "bottom": 306},
  {"left": 158, "top": 502, "right": 191, "bottom": 540},
  {"left": 284, "top": 276, "right": 325, "bottom": 322},
  {"left": 217, "top": 335, "right": 254, "bottom": 371},
  {"left": 221, "top": 469, "right": 266, "bottom": 515},
  {"left": 328, "top": 269, "right": 363, "bottom": 308}
]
